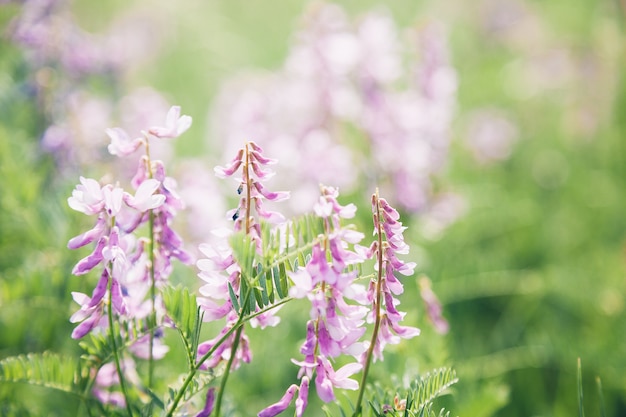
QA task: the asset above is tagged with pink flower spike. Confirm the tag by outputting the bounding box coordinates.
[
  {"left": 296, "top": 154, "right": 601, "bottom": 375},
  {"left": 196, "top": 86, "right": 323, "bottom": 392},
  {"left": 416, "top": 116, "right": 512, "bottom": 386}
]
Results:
[
  {"left": 106, "top": 127, "right": 142, "bottom": 156},
  {"left": 124, "top": 179, "right": 165, "bottom": 212},
  {"left": 147, "top": 105, "right": 192, "bottom": 139},
  {"left": 258, "top": 384, "right": 298, "bottom": 417}
]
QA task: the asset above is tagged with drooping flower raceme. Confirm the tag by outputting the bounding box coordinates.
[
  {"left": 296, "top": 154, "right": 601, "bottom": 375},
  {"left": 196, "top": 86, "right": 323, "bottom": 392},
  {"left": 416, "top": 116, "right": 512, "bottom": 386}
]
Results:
[
  {"left": 67, "top": 105, "right": 192, "bottom": 406},
  {"left": 195, "top": 141, "right": 288, "bottom": 414},
  {"left": 357, "top": 192, "right": 420, "bottom": 363},
  {"left": 259, "top": 185, "right": 368, "bottom": 417}
]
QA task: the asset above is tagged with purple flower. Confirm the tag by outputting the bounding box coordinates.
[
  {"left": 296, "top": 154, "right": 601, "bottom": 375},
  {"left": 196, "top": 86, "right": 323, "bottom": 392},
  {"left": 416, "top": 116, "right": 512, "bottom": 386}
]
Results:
[
  {"left": 315, "top": 356, "right": 362, "bottom": 402},
  {"left": 147, "top": 106, "right": 192, "bottom": 139},
  {"left": 419, "top": 275, "right": 449, "bottom": 334},
  {"left": 67, "top": 177, "right": 105, "bottom": 215},
  {"left": 69, "top": 269, "right": 126, "bottom": 339},
  {"left": 361, "top": 191, "right": 420, "bottom": 362},
  {"left": 294, "top": 377, "right": 309, "bottom": 417},
  {"left": 272, "top": 185, "right": 366, "bottom": 414},
  {"left": 257, "top": 384, "right": 298, "bottom": 417},
  {"left": 106, "top": 127, "right": 143, "bottom": 157},
  {"left": 195, "top": 388, "right": 216, "bottom": 417}
]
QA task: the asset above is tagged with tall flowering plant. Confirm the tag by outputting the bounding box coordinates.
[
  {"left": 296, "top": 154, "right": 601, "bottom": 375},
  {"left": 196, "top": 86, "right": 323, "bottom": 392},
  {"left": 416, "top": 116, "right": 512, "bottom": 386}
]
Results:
[
  {"left": 66, "top": 105, "right": 192, "bottom": 412},
  {"left": 1, "top": 114, "right": 455, "bottom": 416}
]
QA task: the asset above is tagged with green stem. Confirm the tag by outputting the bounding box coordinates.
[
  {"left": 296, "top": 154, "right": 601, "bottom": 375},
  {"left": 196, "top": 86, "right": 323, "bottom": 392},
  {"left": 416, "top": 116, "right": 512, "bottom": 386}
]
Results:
[
  {"left": 148, "top": 209, "right": 156, "bottom": 390},
  {"left": 214, "top": 325, "right": 244, "bottom": 417},
  {"left": 164, "top": 287, "right": 258, "bottom": 417},
  {"left": 107, "top": 268, "right": 134, "bottom": 417},
  {"left": 144, "top": 137, "right": 157, "bottom": 391}
]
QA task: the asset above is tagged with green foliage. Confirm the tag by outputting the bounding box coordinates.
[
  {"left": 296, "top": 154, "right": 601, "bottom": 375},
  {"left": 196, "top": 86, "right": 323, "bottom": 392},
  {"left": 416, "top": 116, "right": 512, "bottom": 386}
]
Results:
[
  {"left": 162, "top": 285, "right": 203, "bottom": 368},
  {"left": 365, "top": 368, "right": 458, "bottom": 417},
  {"left": 227, "top": 213, "right": 327, "bottom": 316},
  {"left": 0, "top": 352, "right": 88, "bottom": 399}
]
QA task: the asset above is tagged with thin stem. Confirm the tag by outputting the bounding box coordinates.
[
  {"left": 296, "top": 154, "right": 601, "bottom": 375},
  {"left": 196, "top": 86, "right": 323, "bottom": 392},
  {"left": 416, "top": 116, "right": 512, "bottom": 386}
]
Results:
[
  {"left": 164, "top": 286, "right": 259, "bottom": 417},
  {"left": 214, "top": 325, "right": 243, "bottom": 417},
  {"left": 144, "top": 139, "right": 157, "bottom": 390},
  {"left": 354, "top": 190, "right": 384, "bottom": 417},
  {"left": 148, "top": 210, "right": 156, "bottom": 389},
  {"left": 107, "top": 268, "right": 134, "bottom": 417}
]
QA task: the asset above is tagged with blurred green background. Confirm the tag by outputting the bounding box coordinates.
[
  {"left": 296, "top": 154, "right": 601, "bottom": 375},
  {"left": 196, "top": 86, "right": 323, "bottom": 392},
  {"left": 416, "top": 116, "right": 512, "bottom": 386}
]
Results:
[{"left": 1, "top": 0, "right": 626, "bottom": 416}]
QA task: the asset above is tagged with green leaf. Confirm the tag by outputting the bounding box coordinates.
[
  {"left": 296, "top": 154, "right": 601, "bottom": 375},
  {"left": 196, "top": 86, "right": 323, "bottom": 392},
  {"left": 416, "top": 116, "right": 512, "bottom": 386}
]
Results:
[
  {"left": 272, "top": 265, "right": 284, "bottom": 298},
  {"left": 278, "top": 261, "right": 289, "bottom": 297},
  {"left": 258, "top": 263, "right": 270, "bottom": 306},
  {"left": 162, "top": 285, "right": 203, "bottom": 368},
  {"left": 228, "top": 282, "right": 240, "bottom": 313},
  {"left": 411, "top": 367, "right": 458, "bottom": 414},
  {"left": 0, "top": 352, "right": 87, "bottom": 397}
]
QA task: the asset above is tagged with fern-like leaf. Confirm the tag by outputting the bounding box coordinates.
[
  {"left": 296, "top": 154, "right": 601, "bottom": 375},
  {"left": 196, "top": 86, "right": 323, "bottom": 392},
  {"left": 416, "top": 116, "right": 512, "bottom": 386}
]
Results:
[
  {"left": 0, "top": 352, "right": 87, "bottom": 397},
  {"left": 411, "top": 367, "right": 458, "bottom": 413},
  {"left": 162, "top": 285, "right": 202, "bottom": 368},
  {"left": 366, "top": 368, "right": 458, "bottom": 417}
]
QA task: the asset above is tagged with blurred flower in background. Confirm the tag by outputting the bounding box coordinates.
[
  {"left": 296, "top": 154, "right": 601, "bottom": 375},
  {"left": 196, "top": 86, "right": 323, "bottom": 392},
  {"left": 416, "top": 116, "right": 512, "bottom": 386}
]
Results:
[{"left": 209, "top": 3, "right": 458, "bottom": 216}]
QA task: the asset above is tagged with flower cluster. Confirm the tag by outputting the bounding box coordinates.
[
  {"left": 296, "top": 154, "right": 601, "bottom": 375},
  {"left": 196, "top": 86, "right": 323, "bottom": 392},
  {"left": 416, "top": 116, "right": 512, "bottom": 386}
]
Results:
[
  {"left": 210, "top": 3, "right": 457, "bottom": 214},
  {"left": 268, "top": 186, "right": 367, "bottom": 416},
  {"left": 6, "top": 0, "right": 176, "bottom": 173},
  {"left": 67, "top": 105, "right": 192, "bottom": 406},
  {"left": 196, "top": 141, "right": 288, "bottom": 377},
  {"left": 358, "top": 192, "right": 421, "bottom": 362}
]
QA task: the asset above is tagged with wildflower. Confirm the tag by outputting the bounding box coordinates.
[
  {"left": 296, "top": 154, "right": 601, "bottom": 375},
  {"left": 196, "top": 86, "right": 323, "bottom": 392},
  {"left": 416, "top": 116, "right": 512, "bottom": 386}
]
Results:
[
  {"left": 315, "top": 356, "right": 362, "bottom": 402},
  {"left": 196, "top": 141, "right": 288, "bottom": 417},
  {"left": 67, "top": 106, "right": 191, "bottom": 414},
  {"left": 359, "top": 192, "right": 420, "bottom": 364},
  {"left": 106, "top": 127, "right": 143, "bottom": 157},
  {"left": 262, "top": 185, "right": 366, "bottom": 416},
  {"left": 210, "top": 5, "right": 458, "bottom": 216},
  {"left": 147, "top": 105, "right": 192, "bottom": 139},
  {"left": 257, "top": 384, "right": 298, "bottom": 417},
  {"left": 195, "top": 388, "right": 216, "bottom": 417},
  {"left": 419, "top": 275, "right": 449, "bottom": 334}
]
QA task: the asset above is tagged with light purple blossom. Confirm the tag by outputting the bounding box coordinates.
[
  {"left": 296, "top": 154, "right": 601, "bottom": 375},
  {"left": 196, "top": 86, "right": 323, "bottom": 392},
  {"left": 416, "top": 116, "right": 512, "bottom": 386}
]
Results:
[
  {"left": 419, "top": 275, "right": 449, "bottom": 334},
  {"left": 315, "top": 356, "right": 362, "bottom": 403},
  {"left": 359, "top": 192, "right": 420, "bottom": 363},
  {"left": 196, "top": 388, "right": 216, "bottom": 417},
  {"left": 147, "top": 105, "right": 192, "bottom": 139},
  {"left": 196, "top": 142, "right": 287, "bottom": 382},
  {"left": 67, "top": 106, "right": 192, "bottom": 374},
  {"left": 264, "top": 185, "right": 366, "bottom": 416},
  {"left": 257, "top": 384, "right": 298, "bottom": 417},
  {"left": 92, "top": 359, "right": 141, "bottom": 408},
  {"left": 106, "top": 128, "right": 143, "bottom": 157},
  {"left": 210, "top": 5, "right": 457, "bottom": 216}
]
